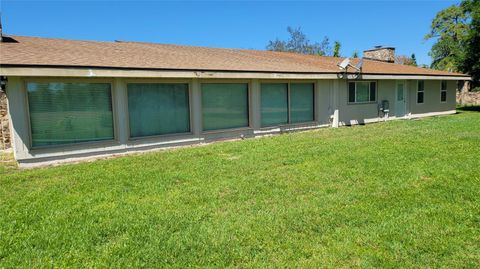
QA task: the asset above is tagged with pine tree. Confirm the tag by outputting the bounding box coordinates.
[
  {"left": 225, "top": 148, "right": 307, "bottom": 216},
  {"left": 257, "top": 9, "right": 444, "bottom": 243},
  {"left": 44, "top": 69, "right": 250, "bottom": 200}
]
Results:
[
  {"left": 333, "top": 41, "right": 341, "bottom": 57},
  {"left": 411, "top": 53, "right": 418, "bottom": 66}
]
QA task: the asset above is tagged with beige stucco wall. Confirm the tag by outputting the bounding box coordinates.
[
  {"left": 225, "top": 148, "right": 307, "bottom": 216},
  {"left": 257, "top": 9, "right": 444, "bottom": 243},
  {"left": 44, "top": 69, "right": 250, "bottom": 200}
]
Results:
[
  {"left": 337, "top": 79, "right": 456, "bottom": 126},
  {"left": 338, "top": 80, "right": 396, "bottom": 125},
  {"left": 408, "top": 80, "right": 457, "bottom": 115},
  {"left": 6, "top": 77, "right": 456, "bottom": 164}
]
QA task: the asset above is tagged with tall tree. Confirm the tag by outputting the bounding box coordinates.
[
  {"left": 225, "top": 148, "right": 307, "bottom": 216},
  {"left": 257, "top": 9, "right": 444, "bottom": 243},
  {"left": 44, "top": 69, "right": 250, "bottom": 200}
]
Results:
[
  {"left": 267, "top": 27, "right": 332, "bottom": 56},
  {"left": 461, "top": 0, "right": 480, "bottom": 87},
  {"left": 425, "top": 3, "right": 470, "bottom": 71},
  {"left": 411, "top": 53, "right": 418, "bottom": 66},
  {"left": 352, "top": 50, "right": 359, "bottom": 58},
  {"left": 333, "top": 41, "right": 341, "bottom": 57}
]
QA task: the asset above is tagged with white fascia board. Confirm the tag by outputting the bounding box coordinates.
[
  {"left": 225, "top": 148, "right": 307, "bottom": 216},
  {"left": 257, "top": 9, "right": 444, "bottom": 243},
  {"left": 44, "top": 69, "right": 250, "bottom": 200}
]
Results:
[
  {"left": 0, "top": 66, "right": 337, "bottom": 79},
  {"left": 360, "top": 74, "right": 470, "bottom": 81},
  {"left": 0, "top": 66, "right": 471, "bottom": 81}
]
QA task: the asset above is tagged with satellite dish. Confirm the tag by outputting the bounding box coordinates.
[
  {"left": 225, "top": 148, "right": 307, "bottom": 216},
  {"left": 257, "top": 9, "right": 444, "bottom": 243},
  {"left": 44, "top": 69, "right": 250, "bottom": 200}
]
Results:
[
  {"left": 337, "top": 57, "right": 363, "bottom": 79},
  {"left": 355, "top": 59, "right": 364, "bottom": 71},
  {"left": 337, "top": 58, "right": 350, "bottom": 70}
]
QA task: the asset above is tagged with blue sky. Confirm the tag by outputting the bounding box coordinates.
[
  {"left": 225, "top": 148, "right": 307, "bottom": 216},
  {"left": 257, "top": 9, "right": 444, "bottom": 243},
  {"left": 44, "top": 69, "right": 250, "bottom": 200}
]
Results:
[{"left": 1, "top": 0, "right": 459, "bottom": 66}]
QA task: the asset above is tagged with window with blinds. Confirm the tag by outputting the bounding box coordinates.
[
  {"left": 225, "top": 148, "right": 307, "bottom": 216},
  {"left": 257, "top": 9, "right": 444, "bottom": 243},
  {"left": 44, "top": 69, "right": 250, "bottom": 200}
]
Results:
[
  {"left": 290, "top": 83, "right": 315, "bottom": 123},
  {"left": 127, "top": 83, "right": 190, "bottom": 138},
  {"left": 201, "top": 83, "right": 249, "bottom": 131},
  {"left": 27, "top": 82, "right": 114, "bottom": 147},
  {"left": 260, "top": 83, "right": 288, "bottom": 127},
  {"left": 260, "top": 83, "right": 314, "bottom": 127}
]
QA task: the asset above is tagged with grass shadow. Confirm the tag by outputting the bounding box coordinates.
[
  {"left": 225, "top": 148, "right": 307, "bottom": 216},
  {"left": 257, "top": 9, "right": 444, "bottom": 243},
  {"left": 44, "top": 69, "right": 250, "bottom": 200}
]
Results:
[{"left": 457, "top": 106, "right": 480, "bottom": 112}]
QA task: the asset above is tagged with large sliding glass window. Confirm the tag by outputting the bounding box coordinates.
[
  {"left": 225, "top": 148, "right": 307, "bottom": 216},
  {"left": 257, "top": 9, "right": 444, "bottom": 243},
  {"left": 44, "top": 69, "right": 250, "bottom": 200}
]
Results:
[
  {"left": 202, "top": 83, "right": 249, "bottom": 131},
  {"left": 260, "top": 83, "right": 314, "bottom": 127},
  {"left": 290, "top": 83, "right": 315, "bottom": 123},
  {"left": 128, "top": 83, "right": 190, "bottom": 138},
  {"left": 27, "top": 82, "right": 114, "bottom": 147},
  {"left": 261, "top": 84, "right": 288, "bottom": 126}
]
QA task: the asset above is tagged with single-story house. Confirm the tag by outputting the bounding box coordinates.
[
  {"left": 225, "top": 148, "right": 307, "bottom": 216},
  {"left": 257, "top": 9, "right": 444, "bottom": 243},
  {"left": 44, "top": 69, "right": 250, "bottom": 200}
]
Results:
[{"left": 0, "top": 34, "right": 471, "bottom": 165}]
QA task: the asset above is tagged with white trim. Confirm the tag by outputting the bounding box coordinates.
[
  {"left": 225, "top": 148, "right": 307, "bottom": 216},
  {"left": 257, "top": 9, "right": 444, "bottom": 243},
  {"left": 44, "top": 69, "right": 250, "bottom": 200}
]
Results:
[
  {"left": 410, "top": 110, "right": 456, "bottom": 119},
  {"left": 254, "top": 123, "right": 329, "bottom": 135},
  {"left": 0, "top": 67, "right": 338, "bottom": 80},
  {"left": 18, "top": 137, "right": 205, "bottom": 168},
  {"left": 360, "top": 74, "right": 469, "bottom": 81},
  {"left": 339, "top": 110, "right": 456, "bottom": 126}
]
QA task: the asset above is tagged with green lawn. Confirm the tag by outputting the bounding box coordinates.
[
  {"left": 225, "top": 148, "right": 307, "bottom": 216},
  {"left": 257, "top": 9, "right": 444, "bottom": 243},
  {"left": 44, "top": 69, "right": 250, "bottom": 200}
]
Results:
[{"left": 1, "top": 108, "right": 479, "bottom": 268}]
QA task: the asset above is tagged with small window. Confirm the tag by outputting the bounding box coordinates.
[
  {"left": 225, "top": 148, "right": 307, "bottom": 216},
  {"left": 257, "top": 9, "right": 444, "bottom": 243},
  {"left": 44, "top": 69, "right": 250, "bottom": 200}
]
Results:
[
  {"left": 441, "top": 81, "right": 447, "bottom": 102},
  {"left": 417, "top": 81, "right": 425, "bottom": 104},
  {"left": 348, "top": 81, "right": 376, "bottom": 103}
]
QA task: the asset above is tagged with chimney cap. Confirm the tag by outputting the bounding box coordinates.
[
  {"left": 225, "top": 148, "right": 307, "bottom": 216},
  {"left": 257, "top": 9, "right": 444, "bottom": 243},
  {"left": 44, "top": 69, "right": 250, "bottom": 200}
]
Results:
[{"left": 364, "top": 46, "right": 395, "bottom": 52}]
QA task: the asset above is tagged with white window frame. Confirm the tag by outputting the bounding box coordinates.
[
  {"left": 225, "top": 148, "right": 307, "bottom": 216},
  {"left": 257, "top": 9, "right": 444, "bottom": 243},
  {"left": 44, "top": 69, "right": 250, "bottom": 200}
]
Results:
[
  {"left": 417, "top": 80, "right": 425, "bottom": 104},
  {"left": 440, "top": 81, "right": 447, "bottom": 103},
  {"left": 348, "top": 81, "right": 377, "bottom": 104}
]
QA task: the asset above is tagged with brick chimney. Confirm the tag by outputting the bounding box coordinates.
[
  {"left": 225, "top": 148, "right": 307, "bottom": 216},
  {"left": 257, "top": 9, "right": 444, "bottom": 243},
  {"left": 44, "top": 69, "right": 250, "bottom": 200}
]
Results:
[{"left": 363, "top": 46, "right": 395, "bottom": 63}]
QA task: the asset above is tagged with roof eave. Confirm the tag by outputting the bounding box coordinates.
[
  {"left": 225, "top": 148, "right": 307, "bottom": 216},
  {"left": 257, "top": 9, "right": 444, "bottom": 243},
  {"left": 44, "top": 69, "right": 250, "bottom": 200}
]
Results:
[{"left": 0, "top": 65, "right": 471, "bottom": 81}]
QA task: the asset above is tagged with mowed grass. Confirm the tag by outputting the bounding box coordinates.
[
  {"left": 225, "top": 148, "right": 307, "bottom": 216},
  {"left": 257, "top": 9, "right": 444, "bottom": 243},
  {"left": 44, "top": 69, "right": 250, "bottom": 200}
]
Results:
[{"left": 1, "top": 108, "right": 479, "bottom": 268}]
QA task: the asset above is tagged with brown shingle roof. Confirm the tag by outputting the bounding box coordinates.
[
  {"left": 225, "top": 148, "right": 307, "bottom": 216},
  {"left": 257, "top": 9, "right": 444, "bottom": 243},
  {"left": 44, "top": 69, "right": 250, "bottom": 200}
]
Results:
[{"left": 0, "top": 35, "right": 469, "bottom": 77}]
